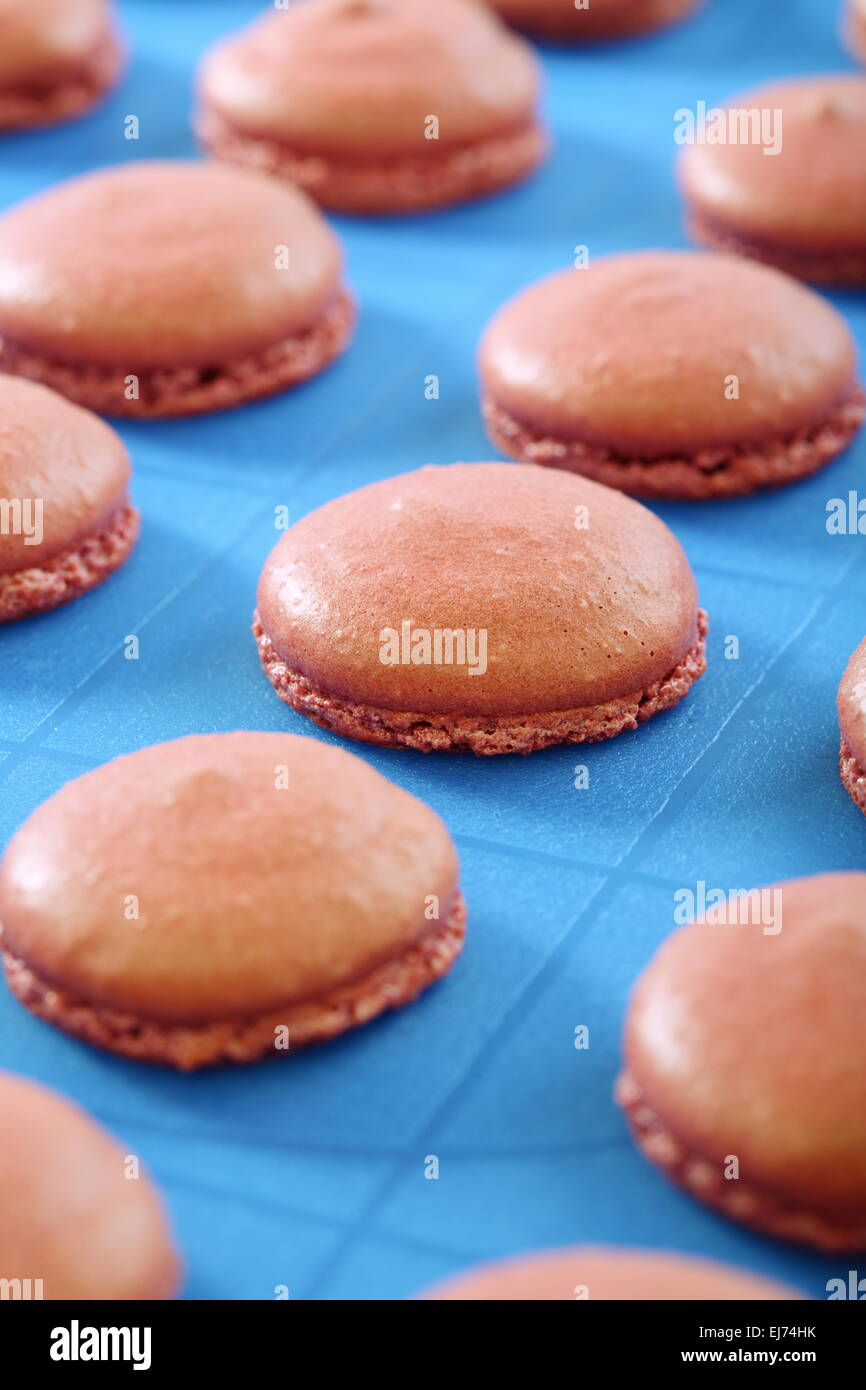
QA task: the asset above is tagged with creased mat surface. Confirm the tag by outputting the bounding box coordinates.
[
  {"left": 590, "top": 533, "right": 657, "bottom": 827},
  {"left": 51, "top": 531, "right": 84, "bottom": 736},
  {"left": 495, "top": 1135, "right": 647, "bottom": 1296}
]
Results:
[{"left": 1, "top": 0, "right": 864, "bottom": 1300}]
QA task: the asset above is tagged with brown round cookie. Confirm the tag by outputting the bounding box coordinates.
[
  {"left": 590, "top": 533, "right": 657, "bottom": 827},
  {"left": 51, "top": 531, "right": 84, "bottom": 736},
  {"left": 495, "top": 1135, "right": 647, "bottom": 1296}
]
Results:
[
  {"left": 0, "top": 732, "right": 465, "bottom": 1069},
  {"left": 485, "top": 0, "right": 702, "bottom": 41},
  {"left": 196, "top": 0, "right": 545, "bottom": 215},
  {"left": 479, "top": 251, "right": 864, "bottom": 499},
  {"left": 839, "top": 636, "right": 866, "bottom": 816},
  {"left": 422, "top": 1246, "right": 802, "bottom": 1300},
  {"left": 618, "top": 873, "right": 866, "bottom": 1251},
  {"left": 0, "top": 1071, "right": 180, "bottom": 1299},
  {"left": 0, "top": 161, "right": 354, "bottom": 417},
  {"left": 0, "top": 0, "right": 123, "bottom": 131},
  {"left": 254, "top": 462, "right": 707, "bottom": 755},
  {"left": 679, "top": 76, "right": 866, "bottom": 286},
  {"left": 0, "top": 374, "right": 138, "bottom": 623}
]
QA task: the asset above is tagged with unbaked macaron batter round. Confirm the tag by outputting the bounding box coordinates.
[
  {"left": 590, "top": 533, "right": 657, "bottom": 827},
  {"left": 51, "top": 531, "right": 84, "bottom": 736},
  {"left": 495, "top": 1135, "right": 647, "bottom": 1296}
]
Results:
[
  {"left": 196, "top": 0, "right": 545, "bottom": 214},
  {"left": 0, "top": 1071, "right": 180, "bottom": 1299},
  {"left": 679, "top": 75, "right": 866, "bottom": 287},
  {"left": 0, "top": 0, "right": 123, "bottom": 132},
  {"left": 421, "top": 1246, "right": 801, "bottom": 1300},
  {"left": 0, "top": 732, "right": 465, "bottom": 1070},
  {"left": 838, "top": 637, "right": 866, "bottom": 816},
  {"left": 0, "top": 374, "right": 138, "bottom": 623},
  {"left": 0, "top": 160, "right": 354, "bottom": 417},
  {"left": 484, "top": 0, "right": 701, "bottom": 41},
  {"left": 617, "top": 872, "right": 866, "bottom": 1251},
  {"left": 480, "top": 250, "right": 865, "bottom": 499},
  {"left": 254, "top": 462, "right": 707, "bottom": 755}
]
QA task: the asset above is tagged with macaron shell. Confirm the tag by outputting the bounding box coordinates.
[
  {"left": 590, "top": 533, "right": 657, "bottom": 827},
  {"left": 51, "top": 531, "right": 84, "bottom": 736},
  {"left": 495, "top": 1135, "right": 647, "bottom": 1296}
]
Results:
[
  {"left": 0, "top": 161, "right": 345, "bottom": 370},
  {"left": 479, "top": 251, "right": 859, "bottom": 455},
  {"left": 0, "top": 1072, "right": 179, "bottom": 1300},
  {"left": 623, "top": 873, "right": 866, "bottom": 1226},
  {"left": 423, "top": 1246, "right": 801, "bottom": 1300},
  {"left": 0, "top": 732, "right": 459, "bottom": 1025},
  {"left": 838, "top": 636, "right": 866, "bottom": 768},
  {"left": 679, "top": 77, "right": 866, "bottom": 252},
  {"left": 198, "top": 0, "right": 540, "bottom": 158},
  {"left": 488, "top": 0, "right": 699, "bottom": 39},
  {"left": 0, "top": 374, "right": 131, "bottom": 575},
  {"left": 0, "top": 0, "right": 112, "bottom": 85},
  {"left": 256, "top": 462, "right": 700, "bottom": 718}
]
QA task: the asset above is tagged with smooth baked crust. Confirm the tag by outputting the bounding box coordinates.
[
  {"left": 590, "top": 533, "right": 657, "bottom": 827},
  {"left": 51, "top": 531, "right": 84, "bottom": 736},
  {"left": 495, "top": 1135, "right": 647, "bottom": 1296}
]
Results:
[
  {"left": 491, "top": 0, "right": 700, "bottom": 40},
  {"left": 0, "top": 28, "right": 123, "bottom": 132},
  {"left": 253, "top": 608, "right": 708, "bottom": 755},
  {"left": 840, "top": 739, "right": 866, "bottom": 816},
  {"left": 616, "top": 1069, "right": 866, "bottom": 1252},
  {"left": 688, "top": 209, "right": 866, "bottom": 289},
  {"left": 198, "top": 106, "right": 547, "bottom": 214},
  {"left": 483, "top": 386, "right": 866, "bottom": 499},
  {"left": 0, "top": 502, "right": 139, "bottom": 623},
  {"left": 1, "top": 892, "right": 466, "bottom": 1071},
  {"left": 0, "top": 290, "right": 355, "bottom": 418}
]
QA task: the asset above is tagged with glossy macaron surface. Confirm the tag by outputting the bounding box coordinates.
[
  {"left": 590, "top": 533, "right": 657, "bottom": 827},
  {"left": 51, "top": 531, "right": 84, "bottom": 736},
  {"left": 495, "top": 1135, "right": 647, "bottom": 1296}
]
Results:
[
  {"left": 0, "top": 374, "right": 131, "bottom": 577},
  {"left": 0, "top": 1071, "right": 179, "bottom": 1300},
  {"left": 0, "top": 0, "right": 113, "bottom": 86},
  {"left": 0, "top": 161, "right": 345, "bottom": 371},
  {"left": 198, "top": 0, "right": 540, "bottom": 157},
  {"left": 423, "top": 1246, "right": 801, "bottom": 1300},
  {"left": 679, "top": 76, "right": 866, "bottom": 253},
  {"left": 256, "top": 462, "right": 701, "bottom": 717},
  {"left": 480, "top": 251, "right": 859, "bottom": 455},
  {"left": 0, "top": 732, "right": 459, "bottom": 1026},
  {"left": 621, "top": 873, "right": 866, "bottom": 1241}
]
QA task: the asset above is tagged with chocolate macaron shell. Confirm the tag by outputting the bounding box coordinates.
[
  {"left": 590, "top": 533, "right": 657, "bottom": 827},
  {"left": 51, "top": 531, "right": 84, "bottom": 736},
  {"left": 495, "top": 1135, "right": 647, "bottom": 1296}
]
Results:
[
  {"left": 679, "top": 77, "right": 866, "bottom": 282},
  {"left": 422, "top": 1246, "right": 801, "bottom": 1300},
  {"left": 480, "top": 251, "right": 860, "bottom": 459},
  {"left": 0, "top": 0, "right": 123, "bottom": 132},
  {"left": 486, "top": 0, "right": 701, "bottom": 42},
  {"left": 847, "top": 0, "right": 866, "bottom": 64},
  {"left": 618, "top": 873, "right": 866, "bottom": 1250},
  {"left": 196, "top": 0, "right": 545, "bottom": 215},
  {"left": 199, "top": 0, "right": 539, "bottom": 158},
  {"left": 838, "top": 637, "right": 866, "bottom": 815},
  {"left": 0, "top": 1072, "right": 180, "bottom": 1299},
  {"left": 0, "top": 732, "right": 463, "bottom": 1066},
  {"left": 0, "top": 375, "right": 131, "bottom": 577},
  {"left": 256, "top": 463, "right": 701, "bottom": 721},
  {"left": 0, "top": 162, "right": 343, "bottom": 371}
]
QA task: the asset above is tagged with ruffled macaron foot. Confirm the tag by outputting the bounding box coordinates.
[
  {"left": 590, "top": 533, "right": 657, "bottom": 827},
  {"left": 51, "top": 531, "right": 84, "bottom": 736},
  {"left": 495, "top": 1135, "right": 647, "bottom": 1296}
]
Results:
[
  {"left": 616, "top": 1070, "right": 866, "bottom": 1253},
  {"left": 197, "top": 107, "right": 547, "bottom": 215},
  {"left": 254, "top": 608, "right": 708, "bottom": 755},
  {"left": 0, "top": 503, "right": 139, "bottom": 623},
  {"left": 484, "top": 386, "right": 866, "bottom": 500},
  {"left": 1, "top": 892, "right": 466, "bottom": 1071},
  {"left": 0, "top": 290, "right": 356, "bottom": 419}
]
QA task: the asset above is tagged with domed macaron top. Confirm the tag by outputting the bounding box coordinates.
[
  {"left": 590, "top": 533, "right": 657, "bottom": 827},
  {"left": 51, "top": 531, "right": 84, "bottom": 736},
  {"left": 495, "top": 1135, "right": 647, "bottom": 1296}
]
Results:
[
  {"left": 679, "top": 76, "right": 866, "bottom": 253},
  {"left": 0, "top": 161, "right": 345, "bottom": 371},
  {"left": 839, "top": 637, "right": 866, "bottom": 768},
  {"left": 0, "top": 732, "right": 459, "bottom": 1026},
  {"left": 622, "top": 872, "right": 866, "bottom": 1230},
  {"left": 256, "top": 462, "right": 700, "bottom": 718},
  {"left": 423, "top": 1246, "right": 801, "bottom": 1301},
  {"left": 0, "top": 1071, "right": 180, "bottom": 1300},
  {"left": 197, "top": 0, "right": 540, "bottom": 158},
  {"left": 480, "top": 251, "right": 859, "bottom": 457},
  {"left": 0, "top": 0, "right": 113, "bottom": 86},
  {"left": 0, "top": 374, "right": 131, "bottom": 577}
]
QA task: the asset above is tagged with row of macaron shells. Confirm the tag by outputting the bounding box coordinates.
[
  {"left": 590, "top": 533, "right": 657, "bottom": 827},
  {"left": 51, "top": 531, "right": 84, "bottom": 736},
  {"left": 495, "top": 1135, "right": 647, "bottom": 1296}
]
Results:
[{"left": 1, "top": 0, "right": 866, "bottom": 1301}]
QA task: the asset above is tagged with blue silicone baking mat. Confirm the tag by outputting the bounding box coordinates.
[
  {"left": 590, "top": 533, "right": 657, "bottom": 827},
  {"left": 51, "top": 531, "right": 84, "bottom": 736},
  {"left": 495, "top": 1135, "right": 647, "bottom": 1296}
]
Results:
[{"left": 1, "top": 0, "right": 864, "bottom": 1301}]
